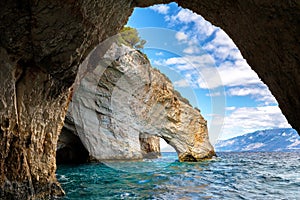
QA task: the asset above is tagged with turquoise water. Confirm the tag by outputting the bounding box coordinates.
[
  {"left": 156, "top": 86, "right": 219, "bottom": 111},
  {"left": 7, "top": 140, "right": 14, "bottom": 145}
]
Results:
[{"left": 56, "top": 152, "right": 300, "bottom": 200}]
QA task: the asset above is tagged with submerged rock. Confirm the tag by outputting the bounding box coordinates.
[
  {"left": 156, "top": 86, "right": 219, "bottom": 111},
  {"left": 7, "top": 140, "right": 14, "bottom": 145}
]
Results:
[{"left": 58, "top": 43, "right": 215, "bottom": 162}]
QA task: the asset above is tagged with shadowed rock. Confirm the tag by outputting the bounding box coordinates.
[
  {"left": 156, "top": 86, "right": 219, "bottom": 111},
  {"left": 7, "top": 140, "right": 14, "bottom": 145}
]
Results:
[
  {"left": 0, "top": 0, "right": 134, "bottom": 198},
  {"left": 139, "top": 133, "right": 161, "bottom": 159}
]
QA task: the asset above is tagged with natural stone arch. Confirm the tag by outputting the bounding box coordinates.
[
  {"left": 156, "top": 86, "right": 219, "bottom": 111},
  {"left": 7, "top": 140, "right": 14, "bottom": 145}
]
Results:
[
  {"left": 0, "top": 0, "right": 299, "bottom": 198},
  {"left": 62, "top": 42, "right": 215, "bottom": 163}
]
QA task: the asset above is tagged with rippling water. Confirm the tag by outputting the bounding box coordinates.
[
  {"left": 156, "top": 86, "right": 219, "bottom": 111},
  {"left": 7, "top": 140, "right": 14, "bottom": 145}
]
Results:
[{"left": 56, "top": 152, "right": 300, "bottom": 200}]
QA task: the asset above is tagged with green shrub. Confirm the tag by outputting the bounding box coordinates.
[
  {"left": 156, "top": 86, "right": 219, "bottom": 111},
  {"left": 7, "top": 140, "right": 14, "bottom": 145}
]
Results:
[{"left": 118, "top": 26, "right": 146, "bottom": 50}]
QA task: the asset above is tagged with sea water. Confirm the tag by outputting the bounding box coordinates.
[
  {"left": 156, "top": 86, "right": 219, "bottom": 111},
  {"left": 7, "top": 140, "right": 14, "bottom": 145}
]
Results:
[{"left": 56, "top": 152, "right": 300, "bottom": 200}]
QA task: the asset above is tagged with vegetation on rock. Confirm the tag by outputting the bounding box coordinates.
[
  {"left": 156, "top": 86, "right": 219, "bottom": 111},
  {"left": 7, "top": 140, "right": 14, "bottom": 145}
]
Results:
[{"left": 119, "top": 26, "right": 147, "bottom": 50}]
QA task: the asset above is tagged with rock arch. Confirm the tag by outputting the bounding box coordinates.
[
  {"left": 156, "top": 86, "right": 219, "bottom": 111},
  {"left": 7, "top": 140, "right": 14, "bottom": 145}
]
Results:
[
  {"left": 60, "top": 42, "right": 215, "bottom": 163},
  {"left": 0, "top": 0, "right": 299, "bottom": 198}
]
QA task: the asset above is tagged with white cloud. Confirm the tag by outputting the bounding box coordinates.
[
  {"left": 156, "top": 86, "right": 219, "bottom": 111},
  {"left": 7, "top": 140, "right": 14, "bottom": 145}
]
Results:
[
  {"left": 219, "top": 106, "right": 291, "bottom": 139},
  {"left": 170, "top": 9, "right": 199, "bottom": 23},
  {"left": 173, "top": 79, "right": 190, "bottom": 88},
  {"left": 156, "top": 54, "right": 215, "bottom": 69},
  {"left": 152, "top": 54, "right": 275, "bottom": 106},
  {"left": 159, "top": 7, "right": 266, "bottom": 93},
  {"left": 175, "top": 31, "right": 188, "bottom": 41},
  {"left": 165, "top": 7, "right": 259, "bottom": 88},
  {"left": 149, "top": 4, "right": 170, "bottom": 15},
  {"left": 153, "top": 54, "right": 262, "bottom": 91},
  {"left": 206, "top": 92, "right": 222, "bottom": 97},
  {"left": 183, "top": 46, "right": 200, "bottom": 54},
  {"left": 225, "top": 106, "right": 236, "bottom": 111},
  {"left": 227, "top": 86, "right": 277, "bottom": 105},
  {"left": 197, "top": 60, "right": 261, "bottom": 89},
  {"left": 168, "top": 9, "right": 215, "bottom": 38},
  {"left": 201, "top": 28, "right": 244, "bottom": 63},
  {"left": 228, "top": 87, "right": 266, "bottom": 96}
]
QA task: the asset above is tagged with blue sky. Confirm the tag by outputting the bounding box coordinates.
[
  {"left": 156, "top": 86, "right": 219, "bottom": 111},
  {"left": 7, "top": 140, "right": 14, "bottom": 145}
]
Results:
[{"left": 126, "top": 3, "right": 291, "bottom": 142}]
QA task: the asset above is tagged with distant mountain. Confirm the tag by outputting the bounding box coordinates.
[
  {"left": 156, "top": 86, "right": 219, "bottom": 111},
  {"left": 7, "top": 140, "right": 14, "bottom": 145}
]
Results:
[{"left": 215, "top": 128, "right": 300, "bottom": 152}]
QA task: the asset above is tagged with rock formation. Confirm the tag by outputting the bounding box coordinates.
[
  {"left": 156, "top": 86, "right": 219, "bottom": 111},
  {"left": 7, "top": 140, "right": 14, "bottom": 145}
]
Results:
[
  {"left": 0, "top": 0, "right": 299, "bottom": 198},
  {"left": 58, "top": 43, "right": 214, "bottom": 163},
  {"left": 139, "top": 133, "right": 161, "bottom": 159},
  {"left": 0, "top": 0, "right": 134, "bottom": 198}
]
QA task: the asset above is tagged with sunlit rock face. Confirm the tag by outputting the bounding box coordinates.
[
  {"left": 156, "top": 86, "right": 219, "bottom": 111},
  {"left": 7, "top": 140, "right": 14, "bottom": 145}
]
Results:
[{"left": 62, "top": 43, "right": 215, "bottom": 162}]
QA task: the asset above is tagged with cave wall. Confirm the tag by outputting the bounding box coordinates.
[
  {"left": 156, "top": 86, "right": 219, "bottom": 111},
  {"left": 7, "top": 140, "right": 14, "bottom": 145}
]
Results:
[
  {"left": 0, "top": 0, "right": 135, "bottom": 198},
  {"left": 56, "top": 128, "right": 89, "bottom": 164}
]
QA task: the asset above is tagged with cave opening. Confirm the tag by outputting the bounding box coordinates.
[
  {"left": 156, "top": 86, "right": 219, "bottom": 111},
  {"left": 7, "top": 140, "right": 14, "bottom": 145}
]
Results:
[
  {"left": 126, "top": 2, "right": 292, "bottom": 144},
  {"left": 56, "top": 2, "right": 295, "bottom": 164},
  {"left": 56, "top": 128, "right": 89, "bottom": 165}
]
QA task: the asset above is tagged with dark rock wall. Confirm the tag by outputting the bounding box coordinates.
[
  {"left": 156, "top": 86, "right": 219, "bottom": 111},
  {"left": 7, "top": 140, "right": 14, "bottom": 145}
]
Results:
[
  {"left": 56, "top": 128, "right": 89, "bottom": 165},
  {"left": 0, "top": 0, "right": 134, "bottom": 198},
  {"left": 0, "top": 47, "right": 69, "bottom": 199}
]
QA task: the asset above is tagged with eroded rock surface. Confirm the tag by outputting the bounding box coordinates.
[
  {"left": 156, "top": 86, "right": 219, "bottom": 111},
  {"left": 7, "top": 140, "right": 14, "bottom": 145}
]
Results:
[
  {"left": 0, "top": 0, "right": 134, "bottom": 198},
  {"left": 139, "top": 133, "right": 161, "bottom": 159},
  {"left": 62, "top": 43, "right": 215, "bottom": 162}
]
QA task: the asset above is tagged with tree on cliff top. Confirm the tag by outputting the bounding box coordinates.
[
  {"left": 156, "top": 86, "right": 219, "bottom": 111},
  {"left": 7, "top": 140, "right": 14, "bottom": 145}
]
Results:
[{"left": 119, "top": 26, "right": 146, "bottom": 50}]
